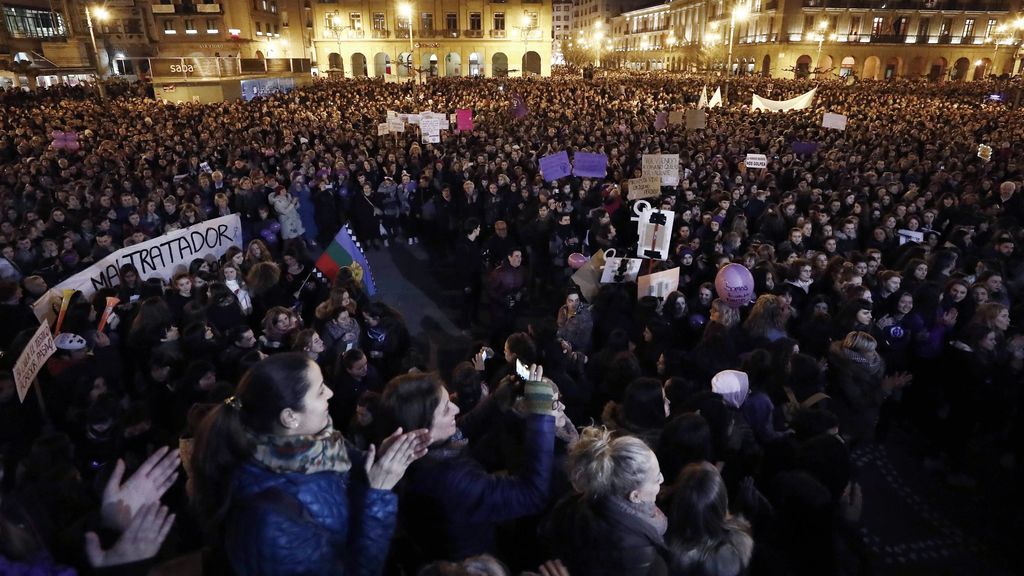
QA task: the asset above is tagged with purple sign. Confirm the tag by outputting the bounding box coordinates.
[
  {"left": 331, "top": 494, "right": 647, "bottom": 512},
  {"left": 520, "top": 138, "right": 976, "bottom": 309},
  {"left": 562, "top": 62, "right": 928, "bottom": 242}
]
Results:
[
  {"left": 654, "top": 112, "right": 668, "bottom": 130},
  {"left": 456, "top": 108, "right": 474, "bottom": 132},
  {"left": 573, "top": 152, "right": 608, "bottom": 178},
  {"left": 792, "top": 141, "right": 820, "bottom": 155},
  {"left": 539, "top": 151, "right": 571, "bottom": 182}
]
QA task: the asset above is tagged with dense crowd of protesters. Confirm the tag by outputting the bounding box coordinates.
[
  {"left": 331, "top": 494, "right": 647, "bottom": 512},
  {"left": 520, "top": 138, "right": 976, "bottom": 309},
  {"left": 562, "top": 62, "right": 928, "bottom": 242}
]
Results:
[{"left": 0, "top": 72, "right": 1022, "bottom": 575}]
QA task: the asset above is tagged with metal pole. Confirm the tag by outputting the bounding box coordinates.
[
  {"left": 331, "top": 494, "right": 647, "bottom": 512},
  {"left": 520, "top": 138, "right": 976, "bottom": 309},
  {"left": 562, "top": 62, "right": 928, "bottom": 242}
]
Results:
[
  {"left": 725, "top": 11, "right": 734, "bottom": 103},
  {"left": 409, "top": 12, "right": 415, "bottom": 84},
  {"left": 85, "top": 6, "right": 106, "bottom": 98}
]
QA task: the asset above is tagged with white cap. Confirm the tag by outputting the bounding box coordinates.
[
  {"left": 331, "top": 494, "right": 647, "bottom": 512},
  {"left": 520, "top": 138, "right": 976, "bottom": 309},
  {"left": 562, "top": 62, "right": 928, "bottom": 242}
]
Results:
[
  {"left": 711, "top": 369, "right": 750, "bottom": 409},
  {"left": 55, "top": 333, "right": 87, "bottom": 351}
]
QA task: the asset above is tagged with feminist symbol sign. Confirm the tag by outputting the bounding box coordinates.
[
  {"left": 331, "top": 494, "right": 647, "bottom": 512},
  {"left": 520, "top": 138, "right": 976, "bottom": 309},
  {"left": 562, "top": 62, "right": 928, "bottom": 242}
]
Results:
[{"left": 51, "top": 131, "right": 81, "bottom": 152}]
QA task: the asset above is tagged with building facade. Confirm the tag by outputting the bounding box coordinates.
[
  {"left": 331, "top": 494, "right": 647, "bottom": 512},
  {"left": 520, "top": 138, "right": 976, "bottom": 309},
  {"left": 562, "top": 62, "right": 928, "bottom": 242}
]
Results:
[
  {"left": 308, "top": 0, "right": 553, "bottom": 78},
  {"left": 611, "top": 0, "right": 1024, "bottom": 80},
  {"left": 2, "top": 0, "right": 553, "bottom": 90},
  {"left": 552, "top": 0, "right": 572, "bottom": 63}
]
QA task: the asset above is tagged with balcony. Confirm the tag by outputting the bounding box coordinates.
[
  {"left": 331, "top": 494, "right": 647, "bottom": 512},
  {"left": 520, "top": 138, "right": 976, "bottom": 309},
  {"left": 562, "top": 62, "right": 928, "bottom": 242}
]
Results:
[
  {"left": 464, "top": 29, "right": 483, "bottom": 37},
  {"left": 152, "top": 4, "right": 175, "bottom": 13},
  {"left": 444, "top": 28, "right": 459, "bottom": 38},
  {"left": 802, "top": 0, "right": 1007, "bottom": 9},
  {"left": 196, "top": 3, "right": 221, "bottom": 12},
  {"left": 869, "top": 34, "right": 907, "bottom": 43},
  {"left": 372, "top": 29, "right": 389, "bottom": 38},
  {"left": 490, "top": 29, "right": 506, "bottom": 38},
  {"left": 396, "top": 28, "right": 411, "bottom": 38}
]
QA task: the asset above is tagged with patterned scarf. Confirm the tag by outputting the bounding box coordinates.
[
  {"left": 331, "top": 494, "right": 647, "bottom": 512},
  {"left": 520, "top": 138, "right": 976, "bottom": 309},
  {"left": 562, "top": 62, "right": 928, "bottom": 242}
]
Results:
[
  {"left": 606, "top": 495, "right": 669, "bottom": 537},
  {"left": 248, "top": 426, "right": 351, "bottom": 475}
]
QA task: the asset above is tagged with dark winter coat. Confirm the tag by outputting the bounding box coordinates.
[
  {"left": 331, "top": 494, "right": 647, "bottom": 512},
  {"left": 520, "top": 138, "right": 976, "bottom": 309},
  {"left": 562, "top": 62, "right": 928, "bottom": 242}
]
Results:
[
  {"left": 541, "top": 494, "right": 669, "bottom": 576},
  {"left": 398, "top": 413, "right": 555, "bottom": 562},
  {"left": 225, "top": 461, "right": 397, "bottom": 576}
]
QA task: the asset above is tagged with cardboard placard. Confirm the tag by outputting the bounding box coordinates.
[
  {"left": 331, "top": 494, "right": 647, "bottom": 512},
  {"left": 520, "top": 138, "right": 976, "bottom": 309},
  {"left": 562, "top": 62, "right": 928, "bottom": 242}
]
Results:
[
  {"left": 686, "top": 109, "right": 707, "bottom": 130},
  {"left": 638, "top": 267, "right": 680, "bottom": 300},
  {"left": 628, "top": 177, "right": 662, "bottom": 200},
  {"left": 744, "top": 154, "right": 768, "bottom": 169},
  {"left": 387, "top": 117, "right": 405, "bottom": 133},
  {"left": 822, "top": 112, "right": 848, "bottom": 131},
  {"left": 601, "top": 257, "right": 643, "bottom": 284},
  {"left": 377, "top": 123, "right": 389, "bottom": 136},
  {"left": 668, "top": 110, "right": 685, "bottom": 125},
  {"left": 14, "top": 322, "right": 56, "bottom": 403},
  {"left": 642, "top": 154, "right": 680, "bottom": 186}
]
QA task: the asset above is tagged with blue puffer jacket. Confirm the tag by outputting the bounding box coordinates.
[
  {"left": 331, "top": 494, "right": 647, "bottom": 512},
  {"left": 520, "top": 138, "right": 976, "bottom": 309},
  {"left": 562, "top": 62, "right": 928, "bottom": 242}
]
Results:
[
  {"left": 399, "top": 413, "right": 556, "bottom": 562},
  {"left": 225, "top": 460, "right": 398, "bottom": 576}
]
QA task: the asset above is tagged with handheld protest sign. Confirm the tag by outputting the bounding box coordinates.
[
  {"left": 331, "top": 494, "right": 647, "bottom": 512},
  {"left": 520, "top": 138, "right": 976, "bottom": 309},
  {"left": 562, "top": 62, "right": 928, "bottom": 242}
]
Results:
[{"left": 632, "top": 200, "right": 675, "bottom": 261}]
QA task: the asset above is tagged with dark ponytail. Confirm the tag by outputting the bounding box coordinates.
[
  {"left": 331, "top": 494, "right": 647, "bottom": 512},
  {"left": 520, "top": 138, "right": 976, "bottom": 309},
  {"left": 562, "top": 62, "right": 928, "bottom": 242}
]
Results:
[{"left": 189, "top": 352, "right": 314, "bottom": 531}]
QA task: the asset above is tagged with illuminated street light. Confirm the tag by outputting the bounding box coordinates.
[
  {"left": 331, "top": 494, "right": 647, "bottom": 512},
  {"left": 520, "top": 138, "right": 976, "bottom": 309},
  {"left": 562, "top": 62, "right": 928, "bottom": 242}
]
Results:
[
  {"left": 398, "top": 3, "right": 416, "bottom": 83},
  {"left": 85, "top": 5, "right": 109, "bottom": 98},
  {"left": 724, "top": 1, "right": 750, "bottom": 102}
]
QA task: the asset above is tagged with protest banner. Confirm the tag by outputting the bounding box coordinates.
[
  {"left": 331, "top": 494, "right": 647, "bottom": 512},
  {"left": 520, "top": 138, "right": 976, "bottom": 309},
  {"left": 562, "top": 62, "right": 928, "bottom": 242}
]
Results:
[
  {"left": 14, "top": 322, "right": 57, "bottom": 403},
  {"left": 387, "top": 117, "right": 405, "bottom": 133},
  {"left": 642, "top": 154, "right": 679, "bottom": 186},
  {"left": 33, "top": 215, "right": 243, "bottom": 322},
  {"left": 627, "top": 177, "right": 661, "bottom": 200},
  {"left": 822, "top": 112, "right": 848, "bottom": 130},
  {"left": 377, "top": 123, "right": 389, "bottom": 136},
  {"left": 456, "top": 109, "right": 474, "bottom": 131},
  {"left": 407, "top": 114, "right": 421, "bottom": 125},
  {"left": 386, "top": 110, "right": 398, "bottom": 121},
  {"left": 572, "top": 152, "right": 608, "bottom": 178},
  {"left": 751, "top": 88, "right": 816, "bottom": 112},
  {"left": 744, "top": 154, "right": 768, "bottom": 169},
  {"left": 668, "top": 111, "right": 684, "bottom": 125},
  {"left": 638, "top": 267, "right": 680, "bottom": 300},
  {"left": 686, "top": 109, "right": 707, "bottom": 130},
  {"left": 539, "top": 151, "right": 572, "bottom": 182}
]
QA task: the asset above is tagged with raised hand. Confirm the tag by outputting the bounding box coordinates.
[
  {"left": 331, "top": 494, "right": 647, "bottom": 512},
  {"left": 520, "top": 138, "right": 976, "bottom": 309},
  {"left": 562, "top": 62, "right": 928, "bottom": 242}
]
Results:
[
  {"left": 538, "top": 559, "right": 571, "bottom": 576},
  {"left": 86, "top": 502, "right": 175, "bottom": 568},
  {"left": 101, "top": 446, "right": 180, "bottom": 532},
  {"left": 365, "top": 428, "right": 430, "bottom": 491}
]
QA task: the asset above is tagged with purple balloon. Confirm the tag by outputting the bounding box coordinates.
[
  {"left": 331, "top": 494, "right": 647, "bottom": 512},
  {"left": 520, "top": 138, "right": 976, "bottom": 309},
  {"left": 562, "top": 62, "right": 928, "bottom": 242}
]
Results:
[
  {"left": 269, "top": 221, "right": 282, "bottom": 233},
  {"left": 51, "top": 139, "right": 67, "bottom": 150},
  {"left": 567, "top": 252, "right": 587, "bottom": 270},
  {"left": 51, "top": 130, "right": 65, "bottom": 141},
  {"left": 65, "top": 140, "right": 81, "bottom": 152},
  {"left": 715, "top": 263, "right": 755, "bottom": 308}
]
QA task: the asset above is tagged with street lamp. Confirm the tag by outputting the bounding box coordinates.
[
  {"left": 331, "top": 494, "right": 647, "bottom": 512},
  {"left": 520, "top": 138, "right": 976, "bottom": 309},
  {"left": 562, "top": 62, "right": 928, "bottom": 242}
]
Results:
[
  {"left": 593, "top": 21, "right": 604, "bottom": 68},
  {"left": 518, "top": 13, "right": 538, "bottom": 75},
  {"left": 666, "top": 34, "right": 677, "bottom": 71},
  {"left": 84, "top": 5, "right": 109, "bottom": 98},
  {"left": 399, "top": 3, "right": 416, "bottom": 83},
  {"left": 724, "top": 1, "right": 750, "bottom": 103}
]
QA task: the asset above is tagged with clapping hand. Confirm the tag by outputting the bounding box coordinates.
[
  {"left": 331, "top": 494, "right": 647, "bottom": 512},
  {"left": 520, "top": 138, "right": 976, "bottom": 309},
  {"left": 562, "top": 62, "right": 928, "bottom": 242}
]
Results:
[
  {"left": 882, "top": 372, "right": 913, "bottom": 394},
  {"left": 537, "top": 559, "right": 571, "bottom": 576},
  {"left": 365, "top": 428, "right": 430, "bottom": 491},
  {"left": 86, "top": 502, "right": 175, "bottom": 568},
  {"left": 101, "top": 447, "right": 180, "bottom": 533}
]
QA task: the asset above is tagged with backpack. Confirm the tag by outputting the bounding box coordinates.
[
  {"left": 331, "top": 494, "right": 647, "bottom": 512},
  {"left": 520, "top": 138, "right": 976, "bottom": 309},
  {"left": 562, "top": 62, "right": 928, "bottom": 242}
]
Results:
[{"left": 781, "top": 386, "right": 829, "bottom": 424}]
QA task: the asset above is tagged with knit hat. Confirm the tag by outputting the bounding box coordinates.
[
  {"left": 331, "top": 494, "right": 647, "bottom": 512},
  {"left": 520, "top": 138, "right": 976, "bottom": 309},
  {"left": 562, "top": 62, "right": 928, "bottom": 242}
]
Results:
[
  {"left": 711, "top": 369, "right": 749, "bottom": 409},
  {"left": 55, "top": 333, "right": 87, "bottom": 351}
]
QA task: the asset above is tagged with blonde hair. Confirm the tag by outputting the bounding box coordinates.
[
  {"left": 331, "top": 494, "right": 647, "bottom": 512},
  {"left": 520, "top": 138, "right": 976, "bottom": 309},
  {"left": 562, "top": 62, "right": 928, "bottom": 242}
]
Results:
[
  {"left": 568, "top": 427, "right": 653, "bottom": 498},
  {"left": 842, "top": 331, "right": 877, "bottom": 354},
  {"left": 710, "top": 299, "right": 740, "bottom": 329},
  {"left": 743, "top": 294, "right": 789, "bottom": 339}
]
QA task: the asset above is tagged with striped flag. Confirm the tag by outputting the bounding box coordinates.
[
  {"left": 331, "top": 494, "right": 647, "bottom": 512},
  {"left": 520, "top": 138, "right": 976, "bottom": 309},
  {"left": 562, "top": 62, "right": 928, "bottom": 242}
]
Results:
[{"left": 314, "top": 225, "right": 377, "bottom": 296}]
